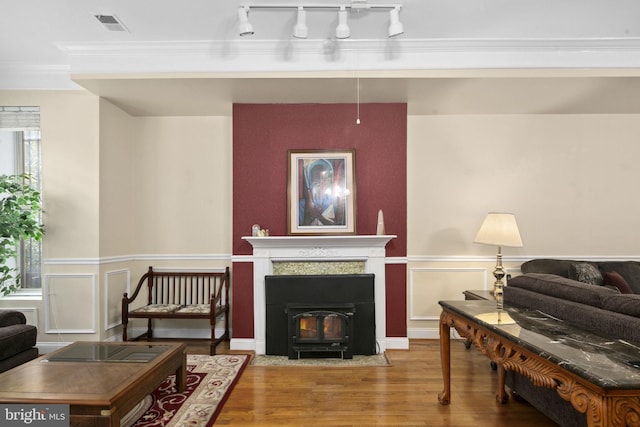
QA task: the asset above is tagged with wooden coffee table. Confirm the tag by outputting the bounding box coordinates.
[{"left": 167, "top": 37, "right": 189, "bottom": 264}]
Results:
[{"left": 0, "top": 341, "right": 186, "bottom": 427}]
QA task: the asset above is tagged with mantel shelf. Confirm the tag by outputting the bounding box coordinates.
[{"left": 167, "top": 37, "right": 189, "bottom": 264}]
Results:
[{"left": 242, "top": 235, "right": 396, "bottom": 249}]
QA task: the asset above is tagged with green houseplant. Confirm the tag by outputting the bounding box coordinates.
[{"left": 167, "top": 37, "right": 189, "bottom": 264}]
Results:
[{"left": 0, "top": 174, "right": 43, "bottom": 296}]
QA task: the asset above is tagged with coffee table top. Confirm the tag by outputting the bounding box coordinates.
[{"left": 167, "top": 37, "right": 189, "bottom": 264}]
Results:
[
  {"left": 440, "top": 300, "right": 640, "bottom": 390},
  {"left": 43, "top": 342, "right": 171, "bottom": 363},
  {"left": 0, "top": 341, "right": 185, "bottom": 405}
]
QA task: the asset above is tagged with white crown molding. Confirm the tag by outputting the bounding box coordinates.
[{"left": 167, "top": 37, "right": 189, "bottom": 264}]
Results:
[
  {"left": 56, "top": 37, "right": 640, "bottom": 75},
  {"left": 0, "top": 63, "right": 79, "bottom": 90},
  {"left": 4, "top": 37, "right": 640, "bottom": 89}
]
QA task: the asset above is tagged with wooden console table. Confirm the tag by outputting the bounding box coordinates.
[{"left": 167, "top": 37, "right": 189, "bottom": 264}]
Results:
[{"left": 438, "top": 300, "right": 640, "bottom": 427}]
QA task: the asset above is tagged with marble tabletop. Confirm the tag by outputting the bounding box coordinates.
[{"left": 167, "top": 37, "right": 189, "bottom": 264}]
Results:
[{"left": 440, "top": 299, "right": 640, "bottom": 390}]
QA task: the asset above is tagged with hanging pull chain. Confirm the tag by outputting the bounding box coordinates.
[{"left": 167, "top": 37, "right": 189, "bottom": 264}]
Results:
[{"left": 356, "top": 77, "right": 361, "bottom": 125}]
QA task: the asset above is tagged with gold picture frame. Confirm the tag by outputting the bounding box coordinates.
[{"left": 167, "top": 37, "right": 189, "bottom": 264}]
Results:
[{"left": 287, "top": 149, "right": 356, "bottom": 235}]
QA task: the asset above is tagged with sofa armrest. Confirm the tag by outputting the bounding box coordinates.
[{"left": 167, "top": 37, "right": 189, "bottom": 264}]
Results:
[
  {"left": 0, "top": 310, "right": 27, "bottom": 327},
  {"left": 509, "top": 273, "right": 616, "bottom": 308}
]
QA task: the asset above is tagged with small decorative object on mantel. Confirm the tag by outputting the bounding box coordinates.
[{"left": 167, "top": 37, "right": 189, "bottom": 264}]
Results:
[
  {"left": 376, "top": 209, "right": 385, "bottom": 235},
  {"left": 252, "top": 224, "right": 270, "bottom": 237}
]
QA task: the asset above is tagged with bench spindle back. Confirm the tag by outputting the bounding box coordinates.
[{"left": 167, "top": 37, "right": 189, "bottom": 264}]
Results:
[{"left": 147, "top": 271, "right": 225, "bottom": 306}]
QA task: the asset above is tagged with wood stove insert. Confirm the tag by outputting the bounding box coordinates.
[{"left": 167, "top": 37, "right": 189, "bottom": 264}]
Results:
[
  {"left": 286, "top": 303, "right": 355, "bottom": 359},
  {"left": 265, "top": 274, "right": 375, "bottom": 358}
]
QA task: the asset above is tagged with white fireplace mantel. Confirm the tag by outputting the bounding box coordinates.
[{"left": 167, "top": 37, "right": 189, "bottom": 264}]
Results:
[{"left": 240, "top": 235, "right": 396, "bottom": 355}]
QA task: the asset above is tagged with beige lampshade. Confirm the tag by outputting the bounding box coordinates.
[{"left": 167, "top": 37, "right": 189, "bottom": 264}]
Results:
[{"left": 474, "top": 212, "right": 523, "bottom": 247}]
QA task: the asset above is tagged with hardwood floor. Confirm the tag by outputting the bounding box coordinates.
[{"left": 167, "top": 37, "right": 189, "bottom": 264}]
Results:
[{"left": 187, "top": 339, "right": 558, "bottom": 426}]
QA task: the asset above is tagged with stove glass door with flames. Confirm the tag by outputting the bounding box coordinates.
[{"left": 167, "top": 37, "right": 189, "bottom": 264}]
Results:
[
  {"left": 297, "top": 312, "right": 345, "bottom": 342},
  {"left": 287, "top": 304, "right": 355, "bottom": 359}
]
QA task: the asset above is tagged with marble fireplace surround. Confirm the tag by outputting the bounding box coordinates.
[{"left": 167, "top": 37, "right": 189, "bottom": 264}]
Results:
[{"left": 242, "top": 235, "right": 396, "bottom": 355}]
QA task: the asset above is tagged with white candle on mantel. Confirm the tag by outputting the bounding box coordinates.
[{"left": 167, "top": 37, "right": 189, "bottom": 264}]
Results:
[{"left": 376, "top": 209, "right": 385, "bottom": 235}]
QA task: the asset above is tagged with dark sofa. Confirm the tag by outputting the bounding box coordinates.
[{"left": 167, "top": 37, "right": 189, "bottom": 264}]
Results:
[
  {"left": 0, "top": 309, "right": 38, "bottom": 373},
  {"left": 503, "top": 266, "right": 640, "bottom": 427},
  {"left": 521, "top": 258, "right": 640, "bottom": 293}
]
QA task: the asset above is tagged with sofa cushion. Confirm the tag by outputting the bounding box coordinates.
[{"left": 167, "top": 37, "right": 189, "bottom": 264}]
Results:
[
  {"left": 130, "top": 304, "right": 181, "bottom": 314},
  {"left": 174, "top": 304, "right": 210, "bottom": 314},
  {"left": 603, "top": 271, "right": 634, "bottom": 294},
  {"left": 569, "top": 263, "right": 603, "bottom": 286},
  {"left": 0, "top": 348, "right": 38, "bottom": 374},
  {"left": 602, "top": 294, "right": 640, "bottom": 317},
  {"left": 597, "top": 261, "right": 640, "bottom": 294},
  {"left": 504, "top": 286, "right": 640, "bottom": 345},
  {"left": 0, "top": 324, "right": 37, "bottom": 361},
  {"left": 508, "top": 273, "right": 616, "bottom": 308}
]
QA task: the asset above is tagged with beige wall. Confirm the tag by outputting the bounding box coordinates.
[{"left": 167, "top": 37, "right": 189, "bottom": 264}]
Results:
[
  {"left": 99, "top": 98, "right": 136, "bottom": 257},
  {"left": 407, "top": 114, "right": 640, "bottom": 336},
  {"left": 98, "top": 111, "right": 234, "bottom": 340},
  {"left": 132, "top": 116, "right": 232, "bottom": 255},
  {"left": 3, "top": 89, "right": 640, "bottom": 346},
  {"left": 0, "top": 92, "right": 233, "bottom": 347},
  {"left": 0, "top": 90, "right": 100, "bottom": 348}
]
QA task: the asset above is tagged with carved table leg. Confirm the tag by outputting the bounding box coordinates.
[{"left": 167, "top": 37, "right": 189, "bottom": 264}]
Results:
[
  {"left": 438, "top": 311, "right": 451, "bottom": 405},
  {"left": 496, "top": 363, "right": 509, "bottom": 404}
]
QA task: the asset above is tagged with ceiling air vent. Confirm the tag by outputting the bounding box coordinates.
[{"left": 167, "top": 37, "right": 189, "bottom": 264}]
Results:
[{"left": 95, "top": 14, "right": 128, "bottom": 32}]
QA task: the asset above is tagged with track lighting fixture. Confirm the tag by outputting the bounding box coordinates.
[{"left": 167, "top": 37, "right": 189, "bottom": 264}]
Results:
[
  {"left": 293, "top": 7, "right": 308, "bottom": 39},
  {"left": 335, "top": 6, "right": 350, "bottom": 39},
  {"left": 237, "top": 6, "right": 254, "bottom": 36},
  {"left": 238, "top": 2, "right": 403, "bottom": 39},
  {"left": 388, "top": 6, "right": 403, "bottom": 37}
]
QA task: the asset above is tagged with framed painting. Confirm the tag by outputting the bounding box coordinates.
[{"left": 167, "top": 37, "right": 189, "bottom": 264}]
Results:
[{"left": 287, "top": 149, "right": 356, "bottom": 235}]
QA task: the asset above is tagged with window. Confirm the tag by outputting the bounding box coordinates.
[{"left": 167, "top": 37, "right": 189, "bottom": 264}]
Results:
[{"left": 0, "top": 106, "right": 42, "bottom": 291}]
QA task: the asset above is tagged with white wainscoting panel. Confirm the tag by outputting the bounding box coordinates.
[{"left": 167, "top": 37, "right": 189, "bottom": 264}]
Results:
[
  {"left": 409, "top": 267, "right": 487, "bottom": 321},
  {"left": 44, "top": 273, "right": 97, "bottom": 333},
  {"left": 105, "top": 268, "right": 130, "bottom": 331}
]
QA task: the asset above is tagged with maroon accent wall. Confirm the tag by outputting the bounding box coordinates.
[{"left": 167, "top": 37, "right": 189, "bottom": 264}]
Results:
[{"left": 232, "top": 103, "right": 407, "bottom": 339}]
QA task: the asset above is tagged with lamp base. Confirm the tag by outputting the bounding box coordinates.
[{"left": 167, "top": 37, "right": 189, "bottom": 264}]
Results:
[
  {"left": 475, "top": 311, "right": 515, "bottom": 325},
  {"left": 491, "top": 248, "right": 505, "bottom": 309}
]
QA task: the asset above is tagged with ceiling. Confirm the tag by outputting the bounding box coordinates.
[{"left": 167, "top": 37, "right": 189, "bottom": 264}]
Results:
[{"left": 5, "top": 0, "right": 640, "bottom": 116}]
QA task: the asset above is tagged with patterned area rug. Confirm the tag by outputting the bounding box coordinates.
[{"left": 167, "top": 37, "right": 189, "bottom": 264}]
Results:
[
  {"left": 122, "top": 354, "right": 249, "bottom": 427},
  {"left": 250, "top": 353, "right": 391, "bottom": 367}
]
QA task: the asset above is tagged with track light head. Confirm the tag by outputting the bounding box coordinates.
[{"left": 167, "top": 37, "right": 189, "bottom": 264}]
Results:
[
  {"left": 335, "top": 6, "right": 350, "bottom": 39},
  {"left": 238, "top": 6, "right": 254, "bottom": 36},
  {"left": 388, "top": 6, "right": 403, "bottom": 38},
  {"left": 293, "top": 7, "right": 308, "bottom": 39}
]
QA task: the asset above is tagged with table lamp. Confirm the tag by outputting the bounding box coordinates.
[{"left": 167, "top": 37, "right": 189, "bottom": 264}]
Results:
[{"left": 474, "top": 212, "right": 523, "bottom": 307}]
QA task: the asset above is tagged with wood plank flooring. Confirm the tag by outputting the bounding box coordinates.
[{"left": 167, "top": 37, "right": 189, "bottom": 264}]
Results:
[{"left": 186, "top": 339, "right": 558, "bottom": 426}]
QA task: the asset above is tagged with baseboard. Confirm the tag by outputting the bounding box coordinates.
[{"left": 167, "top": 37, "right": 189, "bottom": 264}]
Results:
[
  {"left": 36, "top": 342, "right": 73, "bottom": 354},
  {"left": 229, "top": 338, "right": 256, "bottom": 352},
  {"left": 408, "top": 327, "right": 462, "bottom": 340},
  {"left": 385, "top": 337, "right": 410, "bottom": 350}
]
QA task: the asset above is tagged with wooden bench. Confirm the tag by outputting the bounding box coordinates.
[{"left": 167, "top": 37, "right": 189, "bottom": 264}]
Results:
[{"left": 122, "top": 266, "right": 230, "bottom": 355}]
